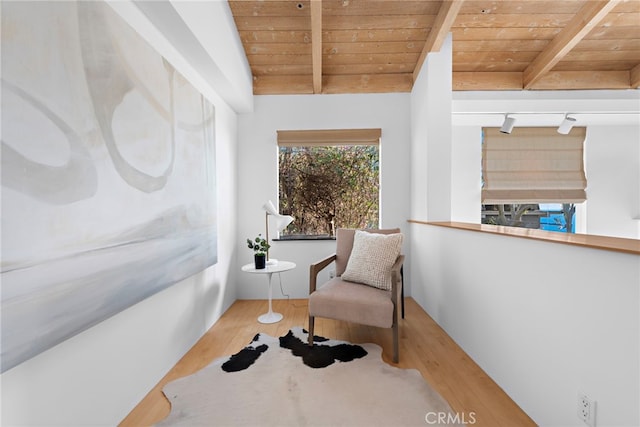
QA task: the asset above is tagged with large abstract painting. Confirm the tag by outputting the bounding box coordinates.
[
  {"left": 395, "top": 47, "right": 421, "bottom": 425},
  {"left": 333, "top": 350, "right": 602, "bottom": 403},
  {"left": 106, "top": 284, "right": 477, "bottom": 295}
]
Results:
[{"left": 1, "top": 1, "right": 217, "bottom": 372}]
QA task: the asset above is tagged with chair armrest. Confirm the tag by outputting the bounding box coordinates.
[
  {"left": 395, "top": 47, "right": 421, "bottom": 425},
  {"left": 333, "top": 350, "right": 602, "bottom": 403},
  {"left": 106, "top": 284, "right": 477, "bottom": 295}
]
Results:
[
  {"left": 309, "top": 253, "right": 337, "bottom": 293},
  {"left": 390, "top": 254, "right": 405, "bottom": 302}
]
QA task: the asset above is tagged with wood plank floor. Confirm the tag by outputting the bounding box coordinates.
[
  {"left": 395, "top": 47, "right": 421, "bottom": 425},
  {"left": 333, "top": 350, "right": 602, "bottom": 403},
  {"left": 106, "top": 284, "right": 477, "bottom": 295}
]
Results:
[{"left": 120, "top": 298, "right": 535, "bottom": 426}]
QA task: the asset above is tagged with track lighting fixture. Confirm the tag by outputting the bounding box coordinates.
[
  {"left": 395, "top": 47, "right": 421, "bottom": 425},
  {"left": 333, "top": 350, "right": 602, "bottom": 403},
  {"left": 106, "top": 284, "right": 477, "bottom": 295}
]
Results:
[
  {"left": 500, "top": 114, "right": 516, "bottom": 134},
  {"left": 557, "top": 115, "right": 576, "bottom": 134}
]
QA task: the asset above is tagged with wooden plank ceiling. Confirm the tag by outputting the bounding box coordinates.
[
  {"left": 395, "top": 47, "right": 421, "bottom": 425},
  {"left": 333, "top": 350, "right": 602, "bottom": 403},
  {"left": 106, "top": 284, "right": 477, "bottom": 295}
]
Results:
[{"left": 228, "top": 0, "right": 640, "bottom": 95}]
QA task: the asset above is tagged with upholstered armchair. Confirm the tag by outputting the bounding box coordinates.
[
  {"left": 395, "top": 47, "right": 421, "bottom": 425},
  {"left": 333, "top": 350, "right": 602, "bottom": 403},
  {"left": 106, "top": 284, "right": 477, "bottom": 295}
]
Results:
[{"left": 308, "top": 228, "right": 404, "bottom": 363}]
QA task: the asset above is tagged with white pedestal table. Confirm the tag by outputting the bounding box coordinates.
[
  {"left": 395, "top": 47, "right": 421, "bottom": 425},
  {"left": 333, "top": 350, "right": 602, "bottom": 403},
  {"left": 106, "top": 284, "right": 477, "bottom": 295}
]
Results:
[{"left": 241, "top": 261, "right": 296, "bottom": 324}]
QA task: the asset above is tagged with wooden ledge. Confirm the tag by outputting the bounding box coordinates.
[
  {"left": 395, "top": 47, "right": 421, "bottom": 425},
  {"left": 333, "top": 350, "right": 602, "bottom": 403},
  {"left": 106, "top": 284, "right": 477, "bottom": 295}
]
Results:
[{"left": 408, "top": 220, "right": 640, "bottom": 256}]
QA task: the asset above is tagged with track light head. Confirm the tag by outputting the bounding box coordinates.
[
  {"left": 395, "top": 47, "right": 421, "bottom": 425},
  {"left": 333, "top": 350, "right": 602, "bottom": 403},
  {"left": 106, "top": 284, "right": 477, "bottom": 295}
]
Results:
[
  {"left": 557, "top": 115, "right": 576, "bottom": 134},
  {"left": 500, "top": 115, "right": 516, "bottom": 134}
]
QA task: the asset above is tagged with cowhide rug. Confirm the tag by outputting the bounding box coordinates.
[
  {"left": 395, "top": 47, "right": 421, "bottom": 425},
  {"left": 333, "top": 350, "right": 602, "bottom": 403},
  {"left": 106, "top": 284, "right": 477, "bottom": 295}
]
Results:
[{"left": 157, "top": 327, "right": 463, "bottom": 426}]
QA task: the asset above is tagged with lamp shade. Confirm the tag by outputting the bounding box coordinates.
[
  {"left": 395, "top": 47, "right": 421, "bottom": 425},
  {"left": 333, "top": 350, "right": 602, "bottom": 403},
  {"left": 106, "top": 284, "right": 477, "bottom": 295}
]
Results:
[
  {"left": 262, "top": 200, "right": 279, "bottom": 216},
  {"left": 262, "top": 200, "right": 294, "bottom": 231}
]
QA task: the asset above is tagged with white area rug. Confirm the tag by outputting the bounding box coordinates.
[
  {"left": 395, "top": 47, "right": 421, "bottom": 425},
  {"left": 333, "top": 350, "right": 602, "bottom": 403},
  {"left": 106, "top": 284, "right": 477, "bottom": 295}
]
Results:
[{"left": 157, "top": 327, "right": 463, "bottom": 426}]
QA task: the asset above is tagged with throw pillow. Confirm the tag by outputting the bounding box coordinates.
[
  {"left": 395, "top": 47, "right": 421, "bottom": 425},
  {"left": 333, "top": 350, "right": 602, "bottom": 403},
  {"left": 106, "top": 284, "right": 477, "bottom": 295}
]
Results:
[{"left": 341, "top": 230, "right": 403, "bottom": 291}]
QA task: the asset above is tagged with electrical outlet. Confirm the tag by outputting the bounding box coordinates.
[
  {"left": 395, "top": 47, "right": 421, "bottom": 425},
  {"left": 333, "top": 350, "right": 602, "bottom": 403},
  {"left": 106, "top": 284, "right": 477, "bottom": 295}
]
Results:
[
  {"left": 577, "top": 393, "right": 596, "bottom": 427},
  {"left": 329, "top": 270, "right": 335, "bottom": 279}
]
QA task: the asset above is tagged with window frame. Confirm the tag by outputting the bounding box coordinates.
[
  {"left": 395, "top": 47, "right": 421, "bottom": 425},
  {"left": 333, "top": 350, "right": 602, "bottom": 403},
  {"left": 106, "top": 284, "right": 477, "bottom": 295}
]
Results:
[{"left": 277, "top": 128, "right": 382, "bottom": 240}]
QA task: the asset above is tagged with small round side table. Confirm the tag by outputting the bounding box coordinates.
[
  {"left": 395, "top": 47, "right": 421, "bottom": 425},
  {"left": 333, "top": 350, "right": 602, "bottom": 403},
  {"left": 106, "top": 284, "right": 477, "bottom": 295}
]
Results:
[{"left": 241, "top": 261, "right": 296, "bottom": 324}]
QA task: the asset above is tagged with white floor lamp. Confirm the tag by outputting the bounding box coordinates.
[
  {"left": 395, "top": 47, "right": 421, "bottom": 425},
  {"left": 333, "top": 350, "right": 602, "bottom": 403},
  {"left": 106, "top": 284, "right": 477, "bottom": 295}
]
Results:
[{"left": 263, "top": 200, "right": 294, "bottom": 265}]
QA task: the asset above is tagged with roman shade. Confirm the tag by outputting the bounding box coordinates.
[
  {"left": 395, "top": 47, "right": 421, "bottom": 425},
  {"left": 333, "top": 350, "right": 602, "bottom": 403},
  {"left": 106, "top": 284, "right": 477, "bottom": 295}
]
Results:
[
  {"left": 277, "top": 128, "right": 381, "bottom": 147},
  {"left": 482, "top": 127, "right": 587, "bottom": 204}
]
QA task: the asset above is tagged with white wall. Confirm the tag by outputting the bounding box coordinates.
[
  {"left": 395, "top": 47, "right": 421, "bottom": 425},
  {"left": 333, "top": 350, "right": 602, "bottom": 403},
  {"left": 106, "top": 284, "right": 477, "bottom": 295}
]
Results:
[
  {"left": 451, "top": 126, "right": 482, "bottom": 223},
  {"left": 410, "top": 35, "right": 453, "bottom": 221},
  {"left": 0, "top": 1, "right": 245, "bottom": 425},
  {"left": 410, "top": 223, "right": 639, "bottom": 426},
  {"left": 410, "top": 32, "right": 640, "bottom": 427},
  {"left": 134, "top": 0, "right": 253, "bottom": 113},
  {"left": 585, "top": 126, "right": 640, "bottom": 239},
  {"left": 236, "top": 93, "right": 412, "bottom": 299}
]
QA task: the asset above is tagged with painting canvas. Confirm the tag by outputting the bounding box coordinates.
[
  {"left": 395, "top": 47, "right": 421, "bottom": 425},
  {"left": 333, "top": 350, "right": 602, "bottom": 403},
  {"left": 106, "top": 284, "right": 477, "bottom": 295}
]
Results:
[{"left": 1, "top": 1, "right": 217, "bottom": 372}]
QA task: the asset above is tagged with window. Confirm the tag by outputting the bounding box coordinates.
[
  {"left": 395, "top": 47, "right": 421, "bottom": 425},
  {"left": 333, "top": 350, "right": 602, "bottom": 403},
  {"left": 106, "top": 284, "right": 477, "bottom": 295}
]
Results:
[
  {"left": 481, "top": 203, "right": 577, "bottom": 233},
  {"left": 277, "top": 129, "right": 381, "bottom": 239},
  {"left": 481, "top": 127, "right": 586, "bottom": 233}
]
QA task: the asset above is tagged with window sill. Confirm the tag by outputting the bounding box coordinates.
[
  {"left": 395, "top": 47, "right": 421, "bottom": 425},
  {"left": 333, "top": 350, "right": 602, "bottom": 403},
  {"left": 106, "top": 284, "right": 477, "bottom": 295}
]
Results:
[
  {"left": 273, "top": 235, "right": 336, "bottom": 242},
  {"left": 408, "top": 220, "right": 640, "bottom": 255}
]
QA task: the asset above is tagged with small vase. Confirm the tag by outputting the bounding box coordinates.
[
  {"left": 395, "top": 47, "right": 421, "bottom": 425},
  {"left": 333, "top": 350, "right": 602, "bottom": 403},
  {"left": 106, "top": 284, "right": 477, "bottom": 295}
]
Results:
[{"left": 254, "top": 254, "right": 266, "bottom": 269}]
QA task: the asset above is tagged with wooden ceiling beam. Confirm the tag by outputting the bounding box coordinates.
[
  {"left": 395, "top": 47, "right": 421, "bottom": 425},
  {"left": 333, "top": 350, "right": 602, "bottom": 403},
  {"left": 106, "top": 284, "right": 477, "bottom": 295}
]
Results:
[
  {"left": 523, "top": 0, "right": 621, "bottom": 89},
  {"left": 252, "top": 73, "right": 414, "bottom": 95},
  {"left": 413, "top": 0, "right": 464, "bottom": 82},
  {"left": 453, "top": 72, "right": 523, "bottom": 91},
  {"left": 253, "top": 75, "right": 314, "bottom": 95},
  {"left": 630, "top": 64, "right": 640, "bottom": 88},
  {"left": 311, "top": 0, "right": 322, "bottom": 94},
  {"left": 530, "top": 70, "right": 631, "bottom": 90},
  {"left": 323, "top": 73, "right": 413, "bottom": 94},
  {"left": 453, "top": 70, "right": 633, "bottom": 91}
]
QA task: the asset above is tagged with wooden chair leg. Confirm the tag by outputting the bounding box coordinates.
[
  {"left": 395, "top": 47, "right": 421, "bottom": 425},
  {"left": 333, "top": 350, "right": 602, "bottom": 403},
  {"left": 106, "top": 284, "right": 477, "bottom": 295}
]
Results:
[
  {"left": 308, "top": 316, "right": 315, "bottom": 346},
  {"left": 392, "top": 322, "right": 399, "bottom": 363},
  {"left": 400, "top": 266, "right": 405, "bottom": 319}
]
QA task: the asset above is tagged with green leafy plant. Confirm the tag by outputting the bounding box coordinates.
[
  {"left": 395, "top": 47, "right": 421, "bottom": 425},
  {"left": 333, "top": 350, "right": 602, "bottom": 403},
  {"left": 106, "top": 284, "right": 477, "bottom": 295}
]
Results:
[{"left": 246, "top": 234, "right": 270, "bottom": 256}]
